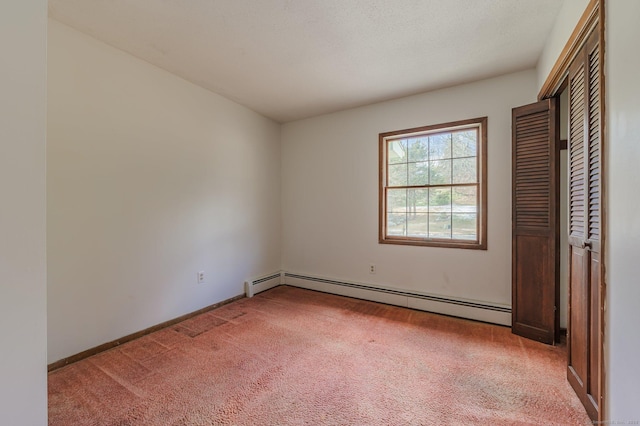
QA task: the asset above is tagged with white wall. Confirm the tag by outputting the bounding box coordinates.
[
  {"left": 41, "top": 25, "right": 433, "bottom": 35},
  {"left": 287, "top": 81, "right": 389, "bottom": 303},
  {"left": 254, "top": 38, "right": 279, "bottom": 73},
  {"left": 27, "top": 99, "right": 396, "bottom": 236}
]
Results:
[
  {"left": 0, "top": 1, "right": 48, "bottom": 424},
  {"left": 537, "top": 0, "right": 590, "bottom": 91},
  {"left": 47, "top": 20, "right": 281, "bottom": 363},
  {"left": 282, "top": 70, "right": 537, "bottom": 313},
  {"left": 605, "top": 1, "right": 640, "bottom": 420}
]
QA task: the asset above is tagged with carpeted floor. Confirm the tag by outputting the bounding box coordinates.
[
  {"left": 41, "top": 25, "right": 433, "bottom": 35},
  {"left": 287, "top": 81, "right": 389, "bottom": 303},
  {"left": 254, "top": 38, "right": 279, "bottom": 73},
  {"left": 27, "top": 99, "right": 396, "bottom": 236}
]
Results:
[{"left": 48, "top": 286, "right": 591, "bottom": 425}]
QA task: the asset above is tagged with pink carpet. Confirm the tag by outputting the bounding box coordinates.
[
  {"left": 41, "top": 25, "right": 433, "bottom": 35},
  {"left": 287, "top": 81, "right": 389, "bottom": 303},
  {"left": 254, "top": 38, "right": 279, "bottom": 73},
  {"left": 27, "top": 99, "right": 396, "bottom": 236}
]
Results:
[{"left": 48, "top": 286, "right": 591, "bottom": 425}]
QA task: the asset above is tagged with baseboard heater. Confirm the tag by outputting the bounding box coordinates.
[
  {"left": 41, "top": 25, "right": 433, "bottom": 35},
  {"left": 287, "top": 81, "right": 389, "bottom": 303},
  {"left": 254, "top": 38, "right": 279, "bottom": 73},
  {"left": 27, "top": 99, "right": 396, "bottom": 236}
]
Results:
[
  {"left": 283, "top": 272, "right": 511, "bottom": 326},
  {"left": 244, "top": 272, "right": 283, "bottom": 298}
]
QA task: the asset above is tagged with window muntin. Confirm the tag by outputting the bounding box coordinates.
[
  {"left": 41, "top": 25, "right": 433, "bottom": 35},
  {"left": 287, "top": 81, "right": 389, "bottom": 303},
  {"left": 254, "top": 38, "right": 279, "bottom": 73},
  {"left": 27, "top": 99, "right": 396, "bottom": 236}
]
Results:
[{"left": 379, "top": 117, "right": 487, "bottom": 249}]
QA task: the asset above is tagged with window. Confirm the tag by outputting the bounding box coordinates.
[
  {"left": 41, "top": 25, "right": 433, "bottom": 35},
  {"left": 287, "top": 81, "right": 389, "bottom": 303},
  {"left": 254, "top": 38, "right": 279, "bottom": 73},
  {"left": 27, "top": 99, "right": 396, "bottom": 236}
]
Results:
[{"left": 379, "top": 117, "right": 487, "bottom": 249}]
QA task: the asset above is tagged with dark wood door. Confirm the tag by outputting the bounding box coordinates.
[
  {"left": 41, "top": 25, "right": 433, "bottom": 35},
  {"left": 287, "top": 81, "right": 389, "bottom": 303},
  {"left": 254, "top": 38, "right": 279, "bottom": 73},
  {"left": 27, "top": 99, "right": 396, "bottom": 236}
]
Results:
[
  {"left": 567, "top": 27, "right": 602, "bottom": 421},
  {"left": 511, "top": 98, "right": 560, "bottom": 345}
]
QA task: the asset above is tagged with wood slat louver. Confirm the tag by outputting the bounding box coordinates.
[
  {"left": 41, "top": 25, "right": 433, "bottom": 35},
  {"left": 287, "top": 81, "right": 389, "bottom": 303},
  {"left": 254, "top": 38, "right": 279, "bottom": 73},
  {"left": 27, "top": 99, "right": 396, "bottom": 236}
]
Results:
[
  {"left": 566, "top": 24, "right": 603, "bottom": 423},
  {"left": 514, "top": 111, "right": 551, "bottom": 229},
  {"left": 588, "top": 45, "right": 600, "bottom": 241},
  {"left": 569, "top": 65, "right": 586, "bottom": 239},
  {"left": 511, "top": 98, "right": 558, "bottom": 345}
]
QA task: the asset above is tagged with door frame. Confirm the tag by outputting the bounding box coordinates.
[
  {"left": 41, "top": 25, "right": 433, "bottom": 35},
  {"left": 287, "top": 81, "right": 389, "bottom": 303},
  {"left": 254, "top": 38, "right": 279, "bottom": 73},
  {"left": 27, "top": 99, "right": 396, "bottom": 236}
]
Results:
[{"left": 538, "top": 0, "right": 606, "bottom": 422}]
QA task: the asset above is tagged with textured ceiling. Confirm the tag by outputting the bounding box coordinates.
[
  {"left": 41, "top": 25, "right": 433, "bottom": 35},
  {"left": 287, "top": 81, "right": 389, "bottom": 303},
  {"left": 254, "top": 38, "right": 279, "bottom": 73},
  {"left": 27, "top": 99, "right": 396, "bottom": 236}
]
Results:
[{"left": 49, "top": 0, "right": 563, "bottom": 123}]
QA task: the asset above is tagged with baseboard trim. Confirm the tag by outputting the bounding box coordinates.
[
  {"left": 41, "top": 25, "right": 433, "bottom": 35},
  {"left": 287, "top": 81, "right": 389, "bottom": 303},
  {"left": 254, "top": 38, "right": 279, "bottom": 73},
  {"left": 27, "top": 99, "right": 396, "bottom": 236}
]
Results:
[
  {"left": 47, "top": 293, "right": 245, "bottom": 372},
  {"left": 284, "top": 272, "right": 511, "bottom": 326}
]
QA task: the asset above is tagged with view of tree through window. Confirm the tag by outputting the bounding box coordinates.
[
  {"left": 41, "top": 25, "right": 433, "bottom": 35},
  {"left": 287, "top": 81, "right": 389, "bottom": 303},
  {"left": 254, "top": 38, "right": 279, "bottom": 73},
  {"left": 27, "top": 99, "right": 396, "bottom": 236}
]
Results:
[{"left": 379, "top": 117, "right": 487, "bottom": 249}]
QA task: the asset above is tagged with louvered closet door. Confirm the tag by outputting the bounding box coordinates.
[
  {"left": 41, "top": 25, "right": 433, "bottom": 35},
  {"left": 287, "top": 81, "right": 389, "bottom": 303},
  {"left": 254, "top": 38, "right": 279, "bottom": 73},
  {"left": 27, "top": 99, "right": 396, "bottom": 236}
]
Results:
[
  {"left": 567, "top": 28, "right": 602, "bottom": 421},
  {"left": 511, "top": 98, "right": 559, "bottom": 345}
]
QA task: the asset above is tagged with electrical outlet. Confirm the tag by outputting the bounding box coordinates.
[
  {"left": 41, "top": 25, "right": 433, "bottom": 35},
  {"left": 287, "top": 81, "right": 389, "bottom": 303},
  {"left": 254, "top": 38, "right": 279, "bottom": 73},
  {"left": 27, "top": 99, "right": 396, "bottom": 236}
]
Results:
[
  {"left": 369, "top": 264, "right": 376, "bottom": 274},
  {"left": 197, "top": 271, "right": 205, "bottom": 283}
]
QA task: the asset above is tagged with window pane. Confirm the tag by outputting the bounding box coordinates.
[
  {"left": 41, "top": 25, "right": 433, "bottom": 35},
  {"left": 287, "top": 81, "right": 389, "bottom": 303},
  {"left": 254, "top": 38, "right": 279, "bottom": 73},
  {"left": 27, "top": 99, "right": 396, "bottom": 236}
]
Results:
[
  {"left": 388, "top": 139, "right": 407, "bottom": 164},
  {"left": 387, "top": 213, "right": 406, "bottom": 236},
  {"left": 452, "top": 213, "right": 477, "bottom": 240},
  {"left": 407, "top": 137, "right": 429, "bottom": 162},
  {"left": 429, "top": 188, "right": 451, "bottom": 212},
  {"left": 452, "top": 186, "right": 477, "bottom": 213},
  {"left": 408, "top": 161, "right": 429, "bottom": 185},
  {"left": 407, "top": 188, "right": 429, "bottom": 213},
  {"left": 388, "top": 163, "right": 408, "bottom": 186},
  {"left": 452, "top": 157, "right": 477, "bottom": 184},
  {"left": 429, "top": 213, "right": 452, "bottom": 239},
  {"left": 387, "top": 189, "right": 407, "bottom": 213},
  {"left": 429, "top": 133, "right": 451, "bottom": 160},
  {"left": 407, "top": 213, "right": 428, "bottom": 237},
  {"left": 429, "top": 159, "right": 451, "bottom": 185},
  {"left": 452, "top": 130, "right": 477, "bottom": 158}
]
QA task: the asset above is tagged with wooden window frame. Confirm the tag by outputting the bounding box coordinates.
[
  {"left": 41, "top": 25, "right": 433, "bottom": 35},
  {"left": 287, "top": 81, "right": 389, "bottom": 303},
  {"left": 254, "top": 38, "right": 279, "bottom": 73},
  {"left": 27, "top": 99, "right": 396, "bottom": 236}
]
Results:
[{"left": 379, "top": 117, "right": 487, "bottom": 250}]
